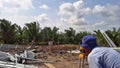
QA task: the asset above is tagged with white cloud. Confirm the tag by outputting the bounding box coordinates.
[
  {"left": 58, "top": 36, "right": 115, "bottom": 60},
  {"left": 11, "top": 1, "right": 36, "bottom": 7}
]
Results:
[
  {"left": 82, "top": 8, "right": 91, "bottom": 14},
  {"left": 92, "top": 5, "right": 105, "bottom": 13},
  {"left": 0, "top": 0, "right": 35, "bottom": 28},
  {"left": 58, "top": 1, "right": 120, "bottom": 32},
  {"left": 18, "top": 0, "right": 34, "bottom": 9},
  {"left": 58, "top": 1, "right": 88, "bottom": 26},
  {"left": 59, "top": 3, "right": 75, "bottom": 16},
  {"left": 68, "top": 16, "right": 87, "bottom": 25},
  {"left": 0, "top": 0, "right": 34, "bottom": 18},
  {"left": 93, "top": 21, "right": 106, "bottom": 27},
  {"left": 73, "top": 0, "right": 83, "bottom": 9},
  {"left": 0, "top": 0, "right": 120, "bottom": 32},
  {"left": 3, "top": 7, "right": 19, "bottom": 14},
  {"left": 0, "top": 14, "right": 34, "bottom": 27},
  {"left": 72, "top": 24, "right": 94, "bottom": 32},
  {"left": 60, "top": 18, "right": 67, "bottom": 22},
  {"left": 11, "top": 15, "right": 33, "bottom": 26},
  {"left": 103, "top": 5, "right": 120, "bottom": 21},
  {"left": 0, "top": 0, "right": 34, "bottom": 10},
  {"left": 39, "top": 4, "right": 50, "bottom": 10},
  {"left": 92, "top": 5, "right": 120, "bottom": 23},
  {"left": 90, "top": 4, "right": 120, "bottom": 31},
  {"left": 0, "top": 2, "right": 3, "bottom": 8},
  {"left": 35, "top": 13, "right": 49, "bottom": 23},
  {"left": 60, "top": 17, "right": 87, "bottom": 26}
]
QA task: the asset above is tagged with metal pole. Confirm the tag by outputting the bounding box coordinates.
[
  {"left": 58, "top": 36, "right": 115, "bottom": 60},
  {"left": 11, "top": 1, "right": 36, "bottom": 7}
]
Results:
[
  {"left": 78, "top": 58, "right": 81, "bottom": 68},
  {"left": 100, "top": 30, "right": 117, "bottom": 47},
  {"left": 78, "top": 58, "right": 84, "bottom": 68}
]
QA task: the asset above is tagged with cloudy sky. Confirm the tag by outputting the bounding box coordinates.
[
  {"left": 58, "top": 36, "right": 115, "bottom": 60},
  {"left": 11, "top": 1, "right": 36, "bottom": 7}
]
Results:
[{"left": 0, "top": 0, "right": 120, "bottom": 32}]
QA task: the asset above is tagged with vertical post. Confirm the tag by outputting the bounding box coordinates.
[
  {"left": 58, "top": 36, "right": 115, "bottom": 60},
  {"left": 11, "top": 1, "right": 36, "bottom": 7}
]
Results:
[
  {"left": 49, "top": 41, "right": 53, "bottom": 52},
  {"left": 48, "top": 41, "right": 51, "bottom": 52},
  {"left": 78, "top": 45, "right": 85, "bottom": 68},
  {"left": 78, "top": 58, "right": 81, "bottom": 68},
  {"left": 78, "top": 57, "right": 84, "bottom": 68},
  {"left": 15, "top": 54, "right": 18, "bottom": 65},
  {"left": 81, "top": 58, "right": 84, "bottom": 68}
]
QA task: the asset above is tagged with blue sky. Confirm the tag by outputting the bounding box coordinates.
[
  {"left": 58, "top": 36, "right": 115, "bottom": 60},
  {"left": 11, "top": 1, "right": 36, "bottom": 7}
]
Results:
[{"left": 0, "top": 0, "right": 120, "bottom": 32}]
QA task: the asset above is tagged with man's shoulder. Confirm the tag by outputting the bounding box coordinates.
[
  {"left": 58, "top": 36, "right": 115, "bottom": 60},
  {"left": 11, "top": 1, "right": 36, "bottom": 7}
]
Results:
[
  {"left": 93, "top": 47, "right": 112, "bottom": 51},
  {"left": 88, "top": 47, "right": 111, "bottom": 57}
]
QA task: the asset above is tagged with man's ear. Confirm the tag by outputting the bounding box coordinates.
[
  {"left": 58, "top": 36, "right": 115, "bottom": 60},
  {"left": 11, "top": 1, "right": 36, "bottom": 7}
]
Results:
[
  {"left": 80, "top": 47, "right": 83, "bottom": 50},
  {"left": 85, "top": 44, "right": 88, "bottom": 46}
]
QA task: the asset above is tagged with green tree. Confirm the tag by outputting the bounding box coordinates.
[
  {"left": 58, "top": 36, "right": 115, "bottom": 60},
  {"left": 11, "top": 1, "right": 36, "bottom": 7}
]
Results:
[
  {"left": 15, "top": 25, "right": 24, "bottom": 44},
  {"left": 51, "top": 27, "right": 59, "bottom": 42},
  {"left": 40, "top": 27, "right": 59, "bottom": 44},
  {"left": 94, "top": 30, "right": 107, "bottom": 46},
  {"left": 106, "top": 27, "right": 120, "bottom": 47},
  {"left": 0, "top": 19, "right": 17, "bottom": 44},
  {"left": 64, "top": 27, "right": 76, "bottom": 44},
  {"left": 40, "top": 27, "right": 53, "bottom": 42},
  {"left": 24, "top": 22, "right": 41, "bottom": 43},
  {"left": 57, "top": 32, "right": 66, "bottom": 44},
  {"left": 75, "top": 31, "right": 91, "bottom": 44}
]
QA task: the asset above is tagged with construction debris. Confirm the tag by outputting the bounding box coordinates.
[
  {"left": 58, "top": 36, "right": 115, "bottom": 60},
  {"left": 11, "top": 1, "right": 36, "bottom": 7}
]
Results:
[
  {"left": 0, "top": 44, "right": 89, "bottom": 68},
  {"left": 0, "top": 61, "right": 37, "bottom": 68},
  {"left": 44, "top": 63, "right": 55, "bottom": 68}
]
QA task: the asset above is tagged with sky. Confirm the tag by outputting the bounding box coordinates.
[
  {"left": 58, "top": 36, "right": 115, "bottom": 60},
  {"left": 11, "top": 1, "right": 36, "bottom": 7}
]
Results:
[{"left": 0, "top": 0, "right": 120, "bottom": 32}]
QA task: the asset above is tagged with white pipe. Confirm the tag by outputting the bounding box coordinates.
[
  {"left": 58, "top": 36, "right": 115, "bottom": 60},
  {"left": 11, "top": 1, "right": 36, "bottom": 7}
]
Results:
[
  {"left": 101, "top": 32, "right": 113, "bottom": 47},
  {"left": 103, "top": 32, "right": 116, "bottom": 47},
  {"left": 100, "top": 30, "right": 117, "bottom": 47}
]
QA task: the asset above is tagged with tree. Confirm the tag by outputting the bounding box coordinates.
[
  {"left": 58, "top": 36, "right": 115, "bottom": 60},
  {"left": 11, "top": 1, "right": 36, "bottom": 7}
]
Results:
[
  {"left": 51, "top": 27, "right": 59, "bottom": 42},
  {"left": 40, "top": 27, "right": 60, "bottom": 44},
  {"left": 64, "top": 27, "right": 76, "bottom": 44},
  {"left": 24, "top": 22, "right": 41, "bottom": 43},
  {"left": 106, "top": 27, "right": 120, "bottom": 47},
  {"left": 0, "top": 19, "right": 17, "bottom": 44},
  {"left": 75, "top": 31, "right": 91, "bottom": 44},
  {"left": 94, "top": 30, "right": 107, "bottom": 46},
  {"left": 40, "top": 27, "right": 52, "bottom": 42},
  {"left": 57, "top": 32, "right": 66, "bottom": 44},
  {"left": 15, "top": 25, "right": 24, "bottom": 44}
]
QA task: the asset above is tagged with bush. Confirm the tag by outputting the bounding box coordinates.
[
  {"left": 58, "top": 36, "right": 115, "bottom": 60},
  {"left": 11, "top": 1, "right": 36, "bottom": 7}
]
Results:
[{"left": 38, "top": 41, "right": 48, "bottom": 45}]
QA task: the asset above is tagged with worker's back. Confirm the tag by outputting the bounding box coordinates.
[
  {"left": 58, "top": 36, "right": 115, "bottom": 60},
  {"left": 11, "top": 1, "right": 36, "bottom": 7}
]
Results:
[{"left": 88, "top": 47, "right": 120, "bottom": 68}]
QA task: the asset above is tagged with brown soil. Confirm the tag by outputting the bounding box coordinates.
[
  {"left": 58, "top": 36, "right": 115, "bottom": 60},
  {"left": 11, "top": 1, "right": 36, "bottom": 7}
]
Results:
[{"left": 4, "top": 44, "right": 89, "bottom": 68}]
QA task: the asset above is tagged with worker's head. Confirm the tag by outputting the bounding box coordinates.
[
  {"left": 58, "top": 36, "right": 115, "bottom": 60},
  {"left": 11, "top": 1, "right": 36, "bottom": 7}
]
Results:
[{"left": 80, "top": 35, "right": 99, "bottom": 54}]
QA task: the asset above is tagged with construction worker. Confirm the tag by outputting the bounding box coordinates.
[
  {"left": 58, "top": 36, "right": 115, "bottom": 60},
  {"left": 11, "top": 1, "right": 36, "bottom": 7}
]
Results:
[{"left": 80, "top": 35, "right": 120, "bottom": 68}]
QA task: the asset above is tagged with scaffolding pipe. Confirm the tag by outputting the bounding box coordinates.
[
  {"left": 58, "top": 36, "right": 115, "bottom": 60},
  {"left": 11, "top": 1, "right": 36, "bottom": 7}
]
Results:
[{"left": 100, "top": 30, "right": 117, "bottom": 47}]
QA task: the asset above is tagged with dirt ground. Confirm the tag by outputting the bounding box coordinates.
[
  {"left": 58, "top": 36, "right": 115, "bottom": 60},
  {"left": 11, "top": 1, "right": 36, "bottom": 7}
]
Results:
[{"left": 2, "top": 44, "right": 89, "bottom": 68}]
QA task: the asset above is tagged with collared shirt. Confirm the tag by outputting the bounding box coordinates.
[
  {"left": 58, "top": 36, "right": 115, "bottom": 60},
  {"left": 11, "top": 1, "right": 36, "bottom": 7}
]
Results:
[{"left": 88, "top": 47, "right": 120, "bottom": 68}]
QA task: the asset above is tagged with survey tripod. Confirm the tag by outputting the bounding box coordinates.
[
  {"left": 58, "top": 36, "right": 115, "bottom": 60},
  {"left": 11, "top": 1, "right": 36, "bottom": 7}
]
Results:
[{"left": 78, "top": 47, "right": 86, "bottom": 68}]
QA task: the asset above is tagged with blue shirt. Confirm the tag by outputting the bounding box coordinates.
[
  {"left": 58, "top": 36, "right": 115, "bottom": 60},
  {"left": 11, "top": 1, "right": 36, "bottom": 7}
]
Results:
[{"left": 88, "top": 47, "right": 120, "bottom": 68}]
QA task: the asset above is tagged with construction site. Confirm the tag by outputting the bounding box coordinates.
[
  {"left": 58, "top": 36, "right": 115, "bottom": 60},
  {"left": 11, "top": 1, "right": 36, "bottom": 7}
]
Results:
[
  {"left": 0, "top": 29, "right": 119, "bottom": 68},
  {"left": 0, "top": 44, "right": 89, "bottom": 68},
  {"left": 0, "top": 0, "right": 120, "bottom": 68}
]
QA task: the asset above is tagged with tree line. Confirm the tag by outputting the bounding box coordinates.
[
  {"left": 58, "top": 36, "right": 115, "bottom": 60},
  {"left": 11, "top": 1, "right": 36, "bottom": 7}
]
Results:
[{"left": 0, "top": 19, "right": 120, "bottom": 46}]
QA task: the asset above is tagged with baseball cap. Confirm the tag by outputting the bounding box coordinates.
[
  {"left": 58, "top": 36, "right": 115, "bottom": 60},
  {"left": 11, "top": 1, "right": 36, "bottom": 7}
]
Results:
[{"left": 80, "top": 35, "right": 99, "bottom": 49}]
